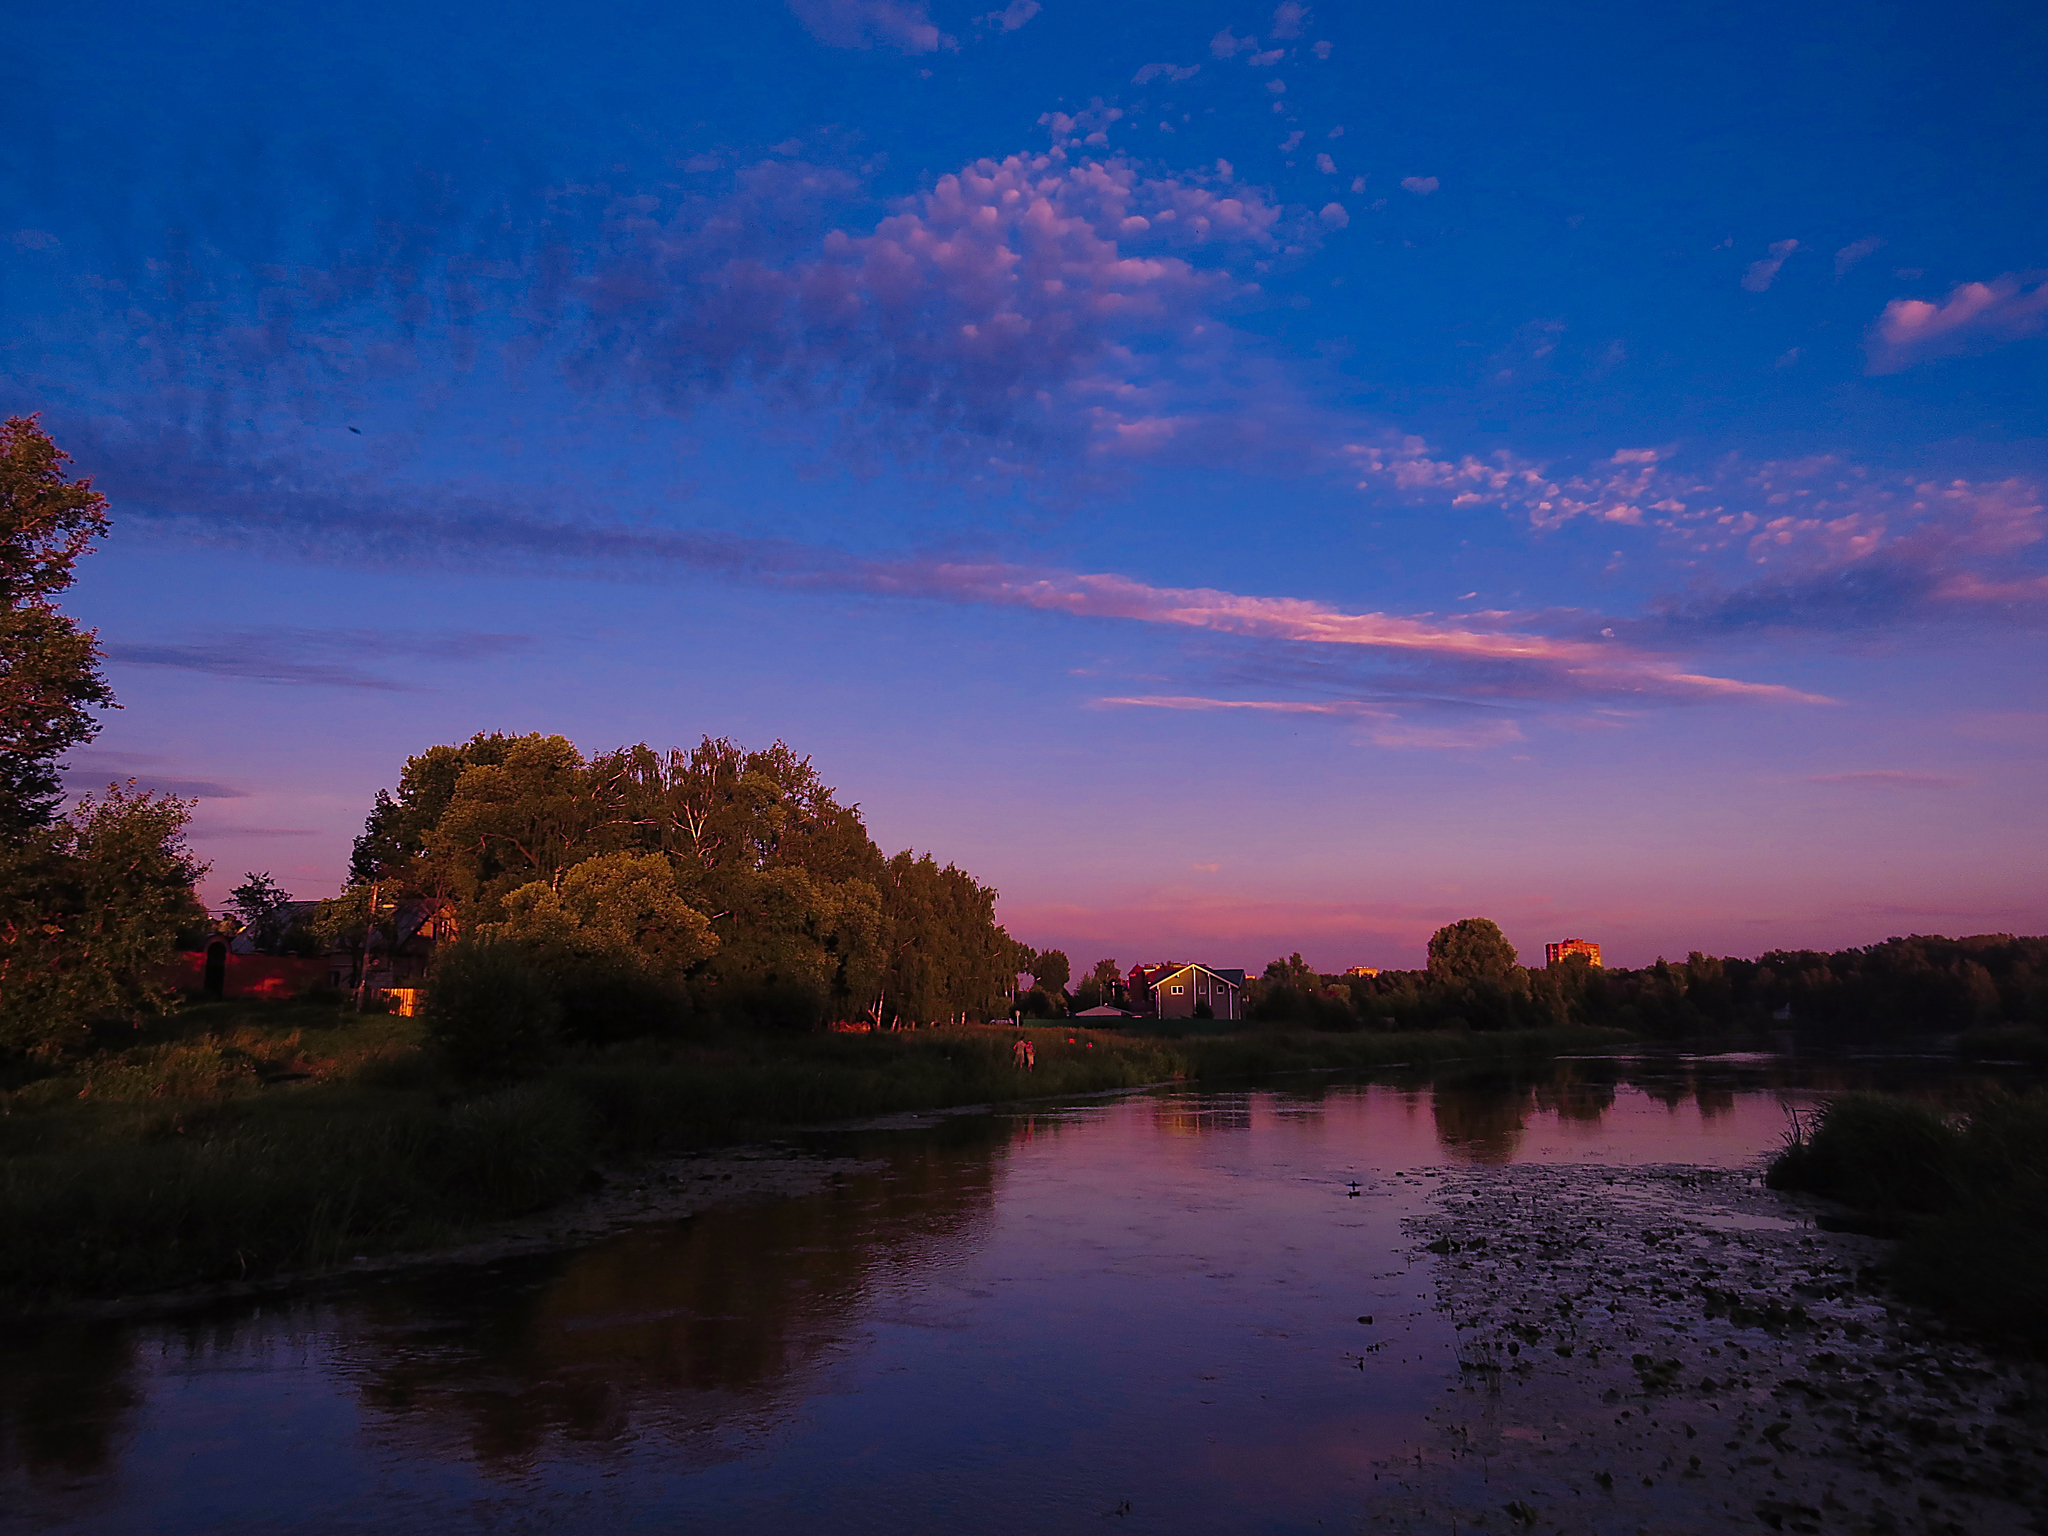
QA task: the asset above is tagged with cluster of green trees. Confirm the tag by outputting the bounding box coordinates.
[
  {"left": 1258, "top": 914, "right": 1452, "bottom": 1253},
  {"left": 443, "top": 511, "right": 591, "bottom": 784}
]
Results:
[
  {"left": 0, "top": 418, "right": 206, "bottom": 1060},
  {"left": 331, "top": 731, "right": 1021, "bottom": 1061},
  {"left": 1236, "top": 921, "right": 2048, "bottom": 1040}
]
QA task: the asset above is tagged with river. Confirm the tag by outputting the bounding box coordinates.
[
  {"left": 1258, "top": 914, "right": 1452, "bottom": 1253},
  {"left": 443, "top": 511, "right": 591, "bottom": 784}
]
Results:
[{"left": 0, "top": 1052, "right": 2017, "bottom": 1535}]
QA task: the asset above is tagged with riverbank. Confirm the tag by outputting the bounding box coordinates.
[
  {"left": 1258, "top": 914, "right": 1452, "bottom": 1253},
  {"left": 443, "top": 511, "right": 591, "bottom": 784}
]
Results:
[
  {"left": 1366, "top": 1163, "right": 2048, "bottom": 1535},
  {"left": 0, "top": 1008, "right": 1629, "bottom": 1311}
]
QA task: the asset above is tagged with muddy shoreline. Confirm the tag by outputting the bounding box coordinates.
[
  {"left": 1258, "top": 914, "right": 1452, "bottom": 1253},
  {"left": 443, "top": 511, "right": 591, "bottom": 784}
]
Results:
[{"left": 1367, "top": 1163, "right": 2048, "bottom": 1535}]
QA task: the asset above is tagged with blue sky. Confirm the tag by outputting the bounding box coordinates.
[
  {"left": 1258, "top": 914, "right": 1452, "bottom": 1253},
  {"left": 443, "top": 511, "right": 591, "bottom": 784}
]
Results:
[{"left": 7, "top": 0, "right": 2046, "bottom": 967}]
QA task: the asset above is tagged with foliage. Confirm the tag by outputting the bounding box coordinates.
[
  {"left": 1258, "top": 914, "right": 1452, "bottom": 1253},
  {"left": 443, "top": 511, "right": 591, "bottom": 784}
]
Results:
[
  {"left": 346, "top": 732, "right": 1019, "bottom": 1035},
  {"left": 1427, "top": 918, "right": 1522, "bottom": 985},
  {"left": 421, "top": 939, "right": 563, "bottom": 1078},
  {"left": 1030, "top": 947, "right": 1071, "bottom": 994},
  {"left": 0, "top": 416, "right": 114, "bottom": 836},
  {"left": 1072, "top": 957, "right": 1121, "bottom": 1011},
  {"left": 0, "top": 785, "right": 207, "bottom": 1057},
  {"left": 1768, "top": 1089, "right": 2048, "bottom": 1351},
  {"left": 228, "top": 871, "right": 296, "bottom": 953}
]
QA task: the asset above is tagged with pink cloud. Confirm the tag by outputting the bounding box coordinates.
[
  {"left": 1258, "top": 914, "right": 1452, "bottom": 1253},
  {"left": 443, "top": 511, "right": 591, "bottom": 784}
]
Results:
[
  {"left": 1399, "top": 176, "right": 1438, "bottom": 195},
  {"left": 1833, "top": 235, "right": 1883, "bottom": 277},
  {"left": 1865, "top": 272, "right": 2048, "bottom": 372},
  {"left": 1741, "top": 238, "right": 1799, "bottom": 293},
  {"left": 874, "top": 563, "right": 1826, "bottom": 703},
  {"left": 975, "top": 0, "right": 1040, "bottom": 32},
  {"left": 584, "top": 151, "right": 1287, "bottom": 457},
  {"left": 1097, "top": 694, "right": 1392, "bottom": 717},
  {"left": 786, "top": 0, "right": 953, "bottom": 52},
  {"left": 1270, "top": 3, "right": 1311, "bottom": 39}
]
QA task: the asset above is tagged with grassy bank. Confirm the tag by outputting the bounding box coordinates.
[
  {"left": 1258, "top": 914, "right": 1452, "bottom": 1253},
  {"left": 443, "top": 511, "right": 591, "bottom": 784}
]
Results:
[
  {"left": 0, "top": 1006, "right": 1627, "bottom": 1309},
  {"left": 1766, "top": 1090, "right": 2048, "bottom": 1353}
]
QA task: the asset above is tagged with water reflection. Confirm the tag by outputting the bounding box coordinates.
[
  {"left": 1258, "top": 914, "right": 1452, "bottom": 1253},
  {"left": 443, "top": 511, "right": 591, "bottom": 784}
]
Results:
[
  {"left": 1, "top": 1052, "right": 2033, "bottom": 1536},
  {"left": 0, "top": 1322, "right": 137, "bottom": 1480},
  {"left": 343, "top": 1119, "right": 1007, "bottom": 1472}
]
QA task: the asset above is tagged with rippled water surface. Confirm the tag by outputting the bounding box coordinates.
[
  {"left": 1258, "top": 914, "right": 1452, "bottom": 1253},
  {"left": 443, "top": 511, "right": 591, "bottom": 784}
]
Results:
[{"left": 0, "top": 1053, "right": 2010, "bottom": 1535}]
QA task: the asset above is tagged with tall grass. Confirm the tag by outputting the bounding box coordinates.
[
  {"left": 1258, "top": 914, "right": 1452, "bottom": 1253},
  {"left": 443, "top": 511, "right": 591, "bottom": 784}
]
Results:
[
  {"left": 0, "top": 1011, "right": 1628, "bottom": 1308},
  {"left": 1767, "top": 1089, "right": 2048, "bottom": 1351}
]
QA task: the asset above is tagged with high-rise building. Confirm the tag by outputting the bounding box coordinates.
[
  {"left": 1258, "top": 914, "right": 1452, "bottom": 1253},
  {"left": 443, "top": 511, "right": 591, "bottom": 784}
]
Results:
[{"left": 1544, "top": 938, "right": 1602, "bottom": 968}]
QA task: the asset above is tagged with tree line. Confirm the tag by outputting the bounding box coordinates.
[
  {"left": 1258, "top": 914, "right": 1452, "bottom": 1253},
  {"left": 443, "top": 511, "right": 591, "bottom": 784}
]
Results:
[
  {"left": 1242, "top": 921, "right": 2048, "bottom": 1040},
  {"left": 1014, "top": 917, "right": 2048, "bottom": 1042}
]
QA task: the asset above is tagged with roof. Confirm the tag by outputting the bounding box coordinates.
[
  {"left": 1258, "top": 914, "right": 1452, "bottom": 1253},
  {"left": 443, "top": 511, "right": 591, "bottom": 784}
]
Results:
[
  {"left": 1074, "top": 1005, "right": 1133, "bottom": 1017},
  {"left": 1132, "top": 962, "right": 1243, "bottom": 988}
]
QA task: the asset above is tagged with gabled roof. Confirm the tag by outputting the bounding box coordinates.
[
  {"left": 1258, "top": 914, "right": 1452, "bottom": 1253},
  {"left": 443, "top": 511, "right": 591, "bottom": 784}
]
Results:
[{"left": 1136, "top": 962, "right": 1243, "bottom": 988}]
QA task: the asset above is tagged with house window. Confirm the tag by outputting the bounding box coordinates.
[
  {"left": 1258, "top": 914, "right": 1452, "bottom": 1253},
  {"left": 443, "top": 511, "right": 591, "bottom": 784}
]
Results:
[{"left": 1170, "top": 985, "right": 1185, "bottom": 995}]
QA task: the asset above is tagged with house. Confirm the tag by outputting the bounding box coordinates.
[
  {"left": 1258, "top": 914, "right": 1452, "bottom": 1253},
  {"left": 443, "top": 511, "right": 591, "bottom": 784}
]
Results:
[
  {"left": 336, "top": 897, "right": 461, "bottom": 992},
  {"left": 1544, "top": 938, "right": 1602, "bottom": 968},
  {"left": 1125, "top": 962, "right": 1246, "bottom": 1021}
]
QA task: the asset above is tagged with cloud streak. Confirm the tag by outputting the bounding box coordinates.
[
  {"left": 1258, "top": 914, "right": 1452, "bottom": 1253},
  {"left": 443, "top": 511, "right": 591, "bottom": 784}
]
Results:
[{"left": 103, "top": 628, "right": 533, "bottom": 690}]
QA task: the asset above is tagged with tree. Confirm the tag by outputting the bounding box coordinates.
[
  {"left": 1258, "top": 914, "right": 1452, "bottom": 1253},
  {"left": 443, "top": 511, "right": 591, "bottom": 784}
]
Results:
[
  {"left": 228, "top": 871, "right": 295, "bottom": 953},
  {"left": 342, "top": 731, "right": 1016, "bottom": 1033},
  {"left": 1426, "top": 919, "right": 1521, "bottom": 984},
  {"left": 1073, "top": 956, "right": 1120, "bottom": 1010},
  {"left": 493, "top": 851, "right": 718, "bottom": 980},
  {"left": 0, "top": 785, "right": 207, "bottom": 1056},
  {"left": 0, "top": 416, "right": 115, "bottom": 836},
  {"left": 1031, "top": 948, "right": 1071, "bottom": 997}
]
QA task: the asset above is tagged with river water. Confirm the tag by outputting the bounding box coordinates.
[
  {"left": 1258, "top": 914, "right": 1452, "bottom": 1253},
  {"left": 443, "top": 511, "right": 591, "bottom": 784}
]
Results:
[{"left": 0, "top": 1052, "right": 2002, "bottom": 1535}]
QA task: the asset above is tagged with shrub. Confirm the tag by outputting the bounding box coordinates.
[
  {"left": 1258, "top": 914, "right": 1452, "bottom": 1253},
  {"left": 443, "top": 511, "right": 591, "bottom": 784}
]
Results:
[
  {"left": 422, "top": 939, "right": 562, "bottom": 1079},
  {"left": 1765, "top": 1093, "right": 1964, "bottom": 1213}
]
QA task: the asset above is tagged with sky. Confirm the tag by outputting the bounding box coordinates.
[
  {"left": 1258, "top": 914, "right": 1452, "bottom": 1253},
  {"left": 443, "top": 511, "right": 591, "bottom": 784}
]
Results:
[{"left": 6, "top": 0, "right": 2046, "bottom": 970}]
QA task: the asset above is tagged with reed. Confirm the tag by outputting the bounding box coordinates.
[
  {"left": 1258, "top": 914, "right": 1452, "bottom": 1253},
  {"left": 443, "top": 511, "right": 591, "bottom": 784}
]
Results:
[{"left": 1767, "top": 1088, "right": 2048, "bottom": 1351}]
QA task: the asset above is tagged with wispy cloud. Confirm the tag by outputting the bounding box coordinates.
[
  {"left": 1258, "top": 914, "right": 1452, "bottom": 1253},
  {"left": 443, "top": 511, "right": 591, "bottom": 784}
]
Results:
[
  {"left": 103, "top": 628, "right": 533, "bottom": 690},
  {"left": 62, "top": 749, "right": 251, "bottom": 801},
  {"left": 1097, "top": 694, "right": 1388, "bottom": 716},
  {"left": 1866, "top": 272, "right": 2048, "bottom": 372},
  {"left": 1833, "top": 236, "right": 1884, "bottom": 277},
  {"left": 1097, "top": 694, "right": 1526, "bottom": 749},
  {"left": 1742, "top": 238, "right": 1799, "bottom": 292},
  {"left": 1636, "top": 477, "right": 2048, "bottom": 637},
  {"left": 786, "top": 0, "right": 953, "bottom": 53},
  {"left": 975, "top": 0, "right": 1040, "bottom": 33}
]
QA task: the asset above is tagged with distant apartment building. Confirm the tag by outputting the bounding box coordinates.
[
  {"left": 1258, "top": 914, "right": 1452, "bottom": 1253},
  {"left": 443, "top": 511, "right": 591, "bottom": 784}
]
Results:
[
  {"left": 1126, "top": 962, "right": 1247, "bottom": 1020},
  {"left": 1343, "top": 966, "right": 1380, "bottom": 978},
  {"left": 1545, "top": 938, "right": 1602, "bottom": 968}
]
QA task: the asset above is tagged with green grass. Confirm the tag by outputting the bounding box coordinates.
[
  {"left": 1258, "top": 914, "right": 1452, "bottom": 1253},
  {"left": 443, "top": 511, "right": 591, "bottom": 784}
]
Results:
[
  {"left": 1766, "top": 1089, "right": 2048, "bottom": 1353},
  {"left": 0, "top": 1005, "right": 1629, "bottom": 1309}
]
